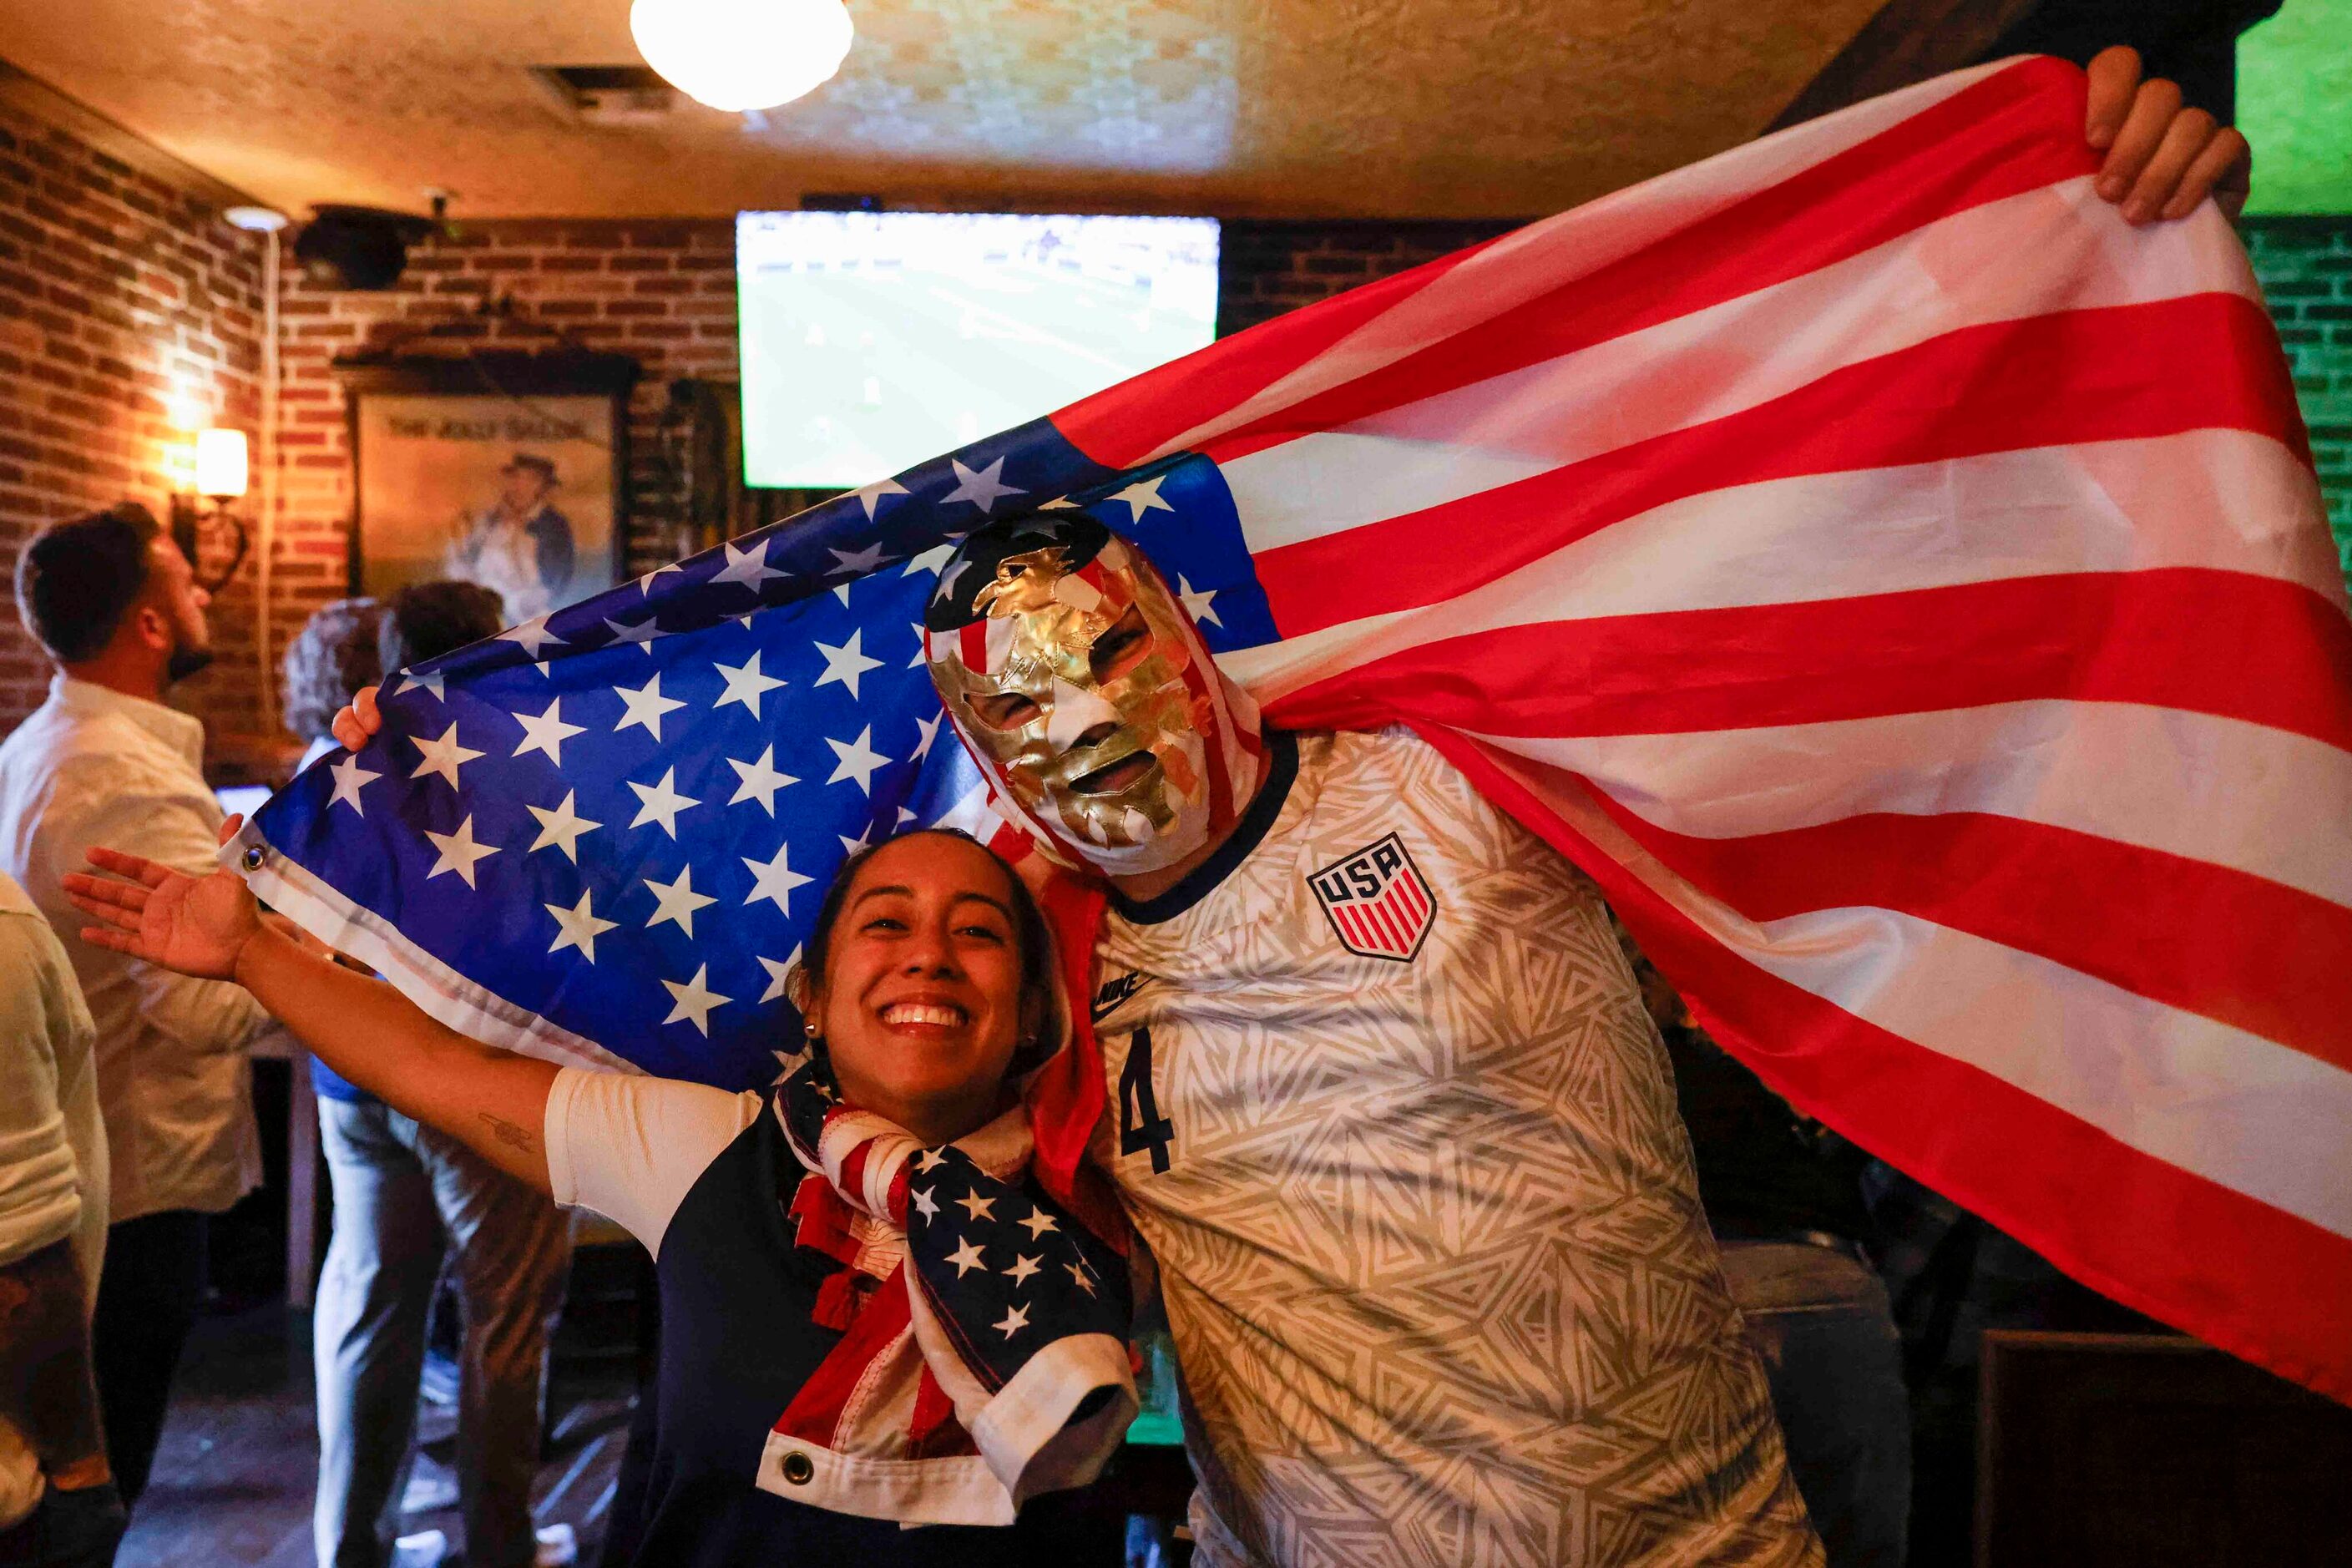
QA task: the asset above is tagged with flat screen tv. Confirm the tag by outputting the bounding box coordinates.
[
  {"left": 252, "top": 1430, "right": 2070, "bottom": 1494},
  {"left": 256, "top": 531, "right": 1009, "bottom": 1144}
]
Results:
[{"left": 736, "top": 211, "right": 1219, "bottom": 489}]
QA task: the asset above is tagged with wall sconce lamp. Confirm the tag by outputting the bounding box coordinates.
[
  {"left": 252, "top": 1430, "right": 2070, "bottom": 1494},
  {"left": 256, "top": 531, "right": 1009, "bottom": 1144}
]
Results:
[{"left": 171, "top": 427, "right": 250, "bottom": 594}]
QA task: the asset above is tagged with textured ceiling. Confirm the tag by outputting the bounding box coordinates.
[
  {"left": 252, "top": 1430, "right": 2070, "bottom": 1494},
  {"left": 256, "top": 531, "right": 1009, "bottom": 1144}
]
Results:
[{"left": 0, "top": 0, "right": 1888, "bottom": 219}]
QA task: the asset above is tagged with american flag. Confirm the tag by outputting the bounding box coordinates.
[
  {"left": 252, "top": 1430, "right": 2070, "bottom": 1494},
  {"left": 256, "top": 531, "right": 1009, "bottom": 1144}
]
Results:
[{"left": 239, "top": 53, "right": 2352, "bottom": 1406}]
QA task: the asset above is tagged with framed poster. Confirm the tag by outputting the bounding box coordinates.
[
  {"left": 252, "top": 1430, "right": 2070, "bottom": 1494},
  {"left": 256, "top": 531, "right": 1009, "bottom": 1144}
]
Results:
[{"left": 339, "top": 353, "right": 639, "bottom": 625}]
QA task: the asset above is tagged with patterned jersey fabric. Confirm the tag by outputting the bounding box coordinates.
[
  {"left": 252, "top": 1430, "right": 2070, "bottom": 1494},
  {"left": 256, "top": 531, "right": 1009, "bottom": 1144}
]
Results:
[{"left": 1091, "top": 727, "right": 1820, "bottom": 1568}]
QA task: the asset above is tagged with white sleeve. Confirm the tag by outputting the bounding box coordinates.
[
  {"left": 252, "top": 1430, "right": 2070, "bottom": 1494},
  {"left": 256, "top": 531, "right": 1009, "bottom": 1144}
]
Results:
[{"left": 541, "top": 1068, "right": 761, "bottom": 1259}]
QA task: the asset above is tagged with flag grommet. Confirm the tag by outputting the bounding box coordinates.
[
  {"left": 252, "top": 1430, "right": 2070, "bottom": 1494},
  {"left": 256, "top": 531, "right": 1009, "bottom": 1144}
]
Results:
[
  {"left": 780, "top": 1450, "right": 814, "bottom": 1485},
  {"left": 241, "top": 845, "right": 264, "bottom": 871}
]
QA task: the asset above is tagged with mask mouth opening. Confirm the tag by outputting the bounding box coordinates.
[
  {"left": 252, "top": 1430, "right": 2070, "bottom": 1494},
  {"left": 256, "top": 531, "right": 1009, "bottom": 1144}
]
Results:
[{"left": 1069, "top": 749, "right": 1157, "bottom": 796}]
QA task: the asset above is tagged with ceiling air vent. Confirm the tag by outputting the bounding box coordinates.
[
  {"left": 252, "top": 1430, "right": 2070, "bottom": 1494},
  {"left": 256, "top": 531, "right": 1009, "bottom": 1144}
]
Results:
[{"left": 529, "top": 65, "right": 680, "bottom": 124}]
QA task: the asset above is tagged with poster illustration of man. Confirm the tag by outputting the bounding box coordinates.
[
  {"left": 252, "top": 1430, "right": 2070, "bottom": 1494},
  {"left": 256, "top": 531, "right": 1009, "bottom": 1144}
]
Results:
[
  {"left": 353, "top": 392, "right": 620, "bottom": 620},
  {"left": 444, "top": 453, "right": 576, "bottom": 625}
]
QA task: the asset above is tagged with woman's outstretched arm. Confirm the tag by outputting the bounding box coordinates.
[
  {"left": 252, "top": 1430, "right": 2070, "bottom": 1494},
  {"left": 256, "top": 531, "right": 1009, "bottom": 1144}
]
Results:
[{"left": 64, "top": 822, "right": 559, "bottom": 1191}]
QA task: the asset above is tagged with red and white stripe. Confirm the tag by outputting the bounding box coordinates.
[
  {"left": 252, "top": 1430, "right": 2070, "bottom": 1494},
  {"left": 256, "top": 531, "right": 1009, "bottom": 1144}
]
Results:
[{"left": 1051, "top": 56, "right": 2352, "bottom": 1401}]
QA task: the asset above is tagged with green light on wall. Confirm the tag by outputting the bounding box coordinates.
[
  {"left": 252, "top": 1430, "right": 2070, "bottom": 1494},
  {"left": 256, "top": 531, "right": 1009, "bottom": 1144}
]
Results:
[{"left": 2239, "top": 0, "right": 2352, "bottom": 215}]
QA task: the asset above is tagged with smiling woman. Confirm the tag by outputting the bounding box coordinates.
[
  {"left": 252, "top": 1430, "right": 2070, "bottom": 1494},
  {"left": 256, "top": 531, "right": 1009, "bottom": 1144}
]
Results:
[
  {"left": 789, "top": 832, "right": 1064, "bottom": 1146},
  {"left": 62, "top": 822, "right": 1132, "bottom": 1565}
]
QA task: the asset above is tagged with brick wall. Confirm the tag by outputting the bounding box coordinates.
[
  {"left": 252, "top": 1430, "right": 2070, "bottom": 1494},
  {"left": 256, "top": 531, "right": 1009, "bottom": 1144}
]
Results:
[
  {"left": 0, "top": 96, "right": 264, "bottom": 731},
  {"left": 265, "top": 218, "right": 741, "bottom": 747},
  {"left": 1216, "top": 219, "right": 1520, "bottom": 336},
  {"left": 2244, "top": 218, "right": 2352, "bottom": 581}
]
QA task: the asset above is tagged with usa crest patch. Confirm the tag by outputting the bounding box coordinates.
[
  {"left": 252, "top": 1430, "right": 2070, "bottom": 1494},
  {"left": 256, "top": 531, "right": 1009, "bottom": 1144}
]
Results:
[{"left": 1309, "top": 833, "right": 1436, "bottom": 962}]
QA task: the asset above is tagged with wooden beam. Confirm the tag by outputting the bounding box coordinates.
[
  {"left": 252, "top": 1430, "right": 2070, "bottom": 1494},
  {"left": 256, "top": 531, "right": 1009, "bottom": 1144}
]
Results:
[
  {"left": 1768, "top": 0, "right": 2050, "bottom": 132},
  {"left": 0, "top": 55, "right": 260, "bottom": 212}
]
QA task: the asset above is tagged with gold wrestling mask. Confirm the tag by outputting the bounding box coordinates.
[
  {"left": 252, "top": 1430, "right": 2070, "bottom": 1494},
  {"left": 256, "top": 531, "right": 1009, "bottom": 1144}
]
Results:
[{"left": 923, "top": 512, "right": 1259, "bottom": 877}]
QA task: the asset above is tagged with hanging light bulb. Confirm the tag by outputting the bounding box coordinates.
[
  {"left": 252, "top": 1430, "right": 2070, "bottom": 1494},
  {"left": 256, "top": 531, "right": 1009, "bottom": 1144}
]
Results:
[{"left": 630, "top": 0, "right": 855, "bottom": 113}]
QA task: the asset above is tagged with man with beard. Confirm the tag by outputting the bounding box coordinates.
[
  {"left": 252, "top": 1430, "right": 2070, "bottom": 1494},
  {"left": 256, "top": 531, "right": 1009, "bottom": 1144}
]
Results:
[
  {"left": 0, "top": 503, "right": 276, "bottom": 1510},
  {"left": 923, "top": 510, "right": 1818, "bottom": 1566}
]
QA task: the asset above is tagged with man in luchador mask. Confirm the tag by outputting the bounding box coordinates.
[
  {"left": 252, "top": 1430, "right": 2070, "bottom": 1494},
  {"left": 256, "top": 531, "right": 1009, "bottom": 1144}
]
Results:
[{"left": 924, "top": 510, "right": 1820, "bottom": 1567}]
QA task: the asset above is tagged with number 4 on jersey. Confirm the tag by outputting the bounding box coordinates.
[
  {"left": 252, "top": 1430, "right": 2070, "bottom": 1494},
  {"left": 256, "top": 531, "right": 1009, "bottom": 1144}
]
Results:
[{"left": 1118, "top": 1027, "right": 1176, "bottom": 1174}]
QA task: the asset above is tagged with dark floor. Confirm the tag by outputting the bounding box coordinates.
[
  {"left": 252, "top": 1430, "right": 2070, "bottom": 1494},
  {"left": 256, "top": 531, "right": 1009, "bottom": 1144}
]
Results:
[{"left": 116, "top": 1305, "right": 634, "bottom": 1568}]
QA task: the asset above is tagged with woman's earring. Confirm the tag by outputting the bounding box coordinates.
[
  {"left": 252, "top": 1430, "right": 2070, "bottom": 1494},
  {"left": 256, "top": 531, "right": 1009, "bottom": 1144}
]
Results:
[{"left": 802, "top": 1018, "right": 821, "bottom": 1040}]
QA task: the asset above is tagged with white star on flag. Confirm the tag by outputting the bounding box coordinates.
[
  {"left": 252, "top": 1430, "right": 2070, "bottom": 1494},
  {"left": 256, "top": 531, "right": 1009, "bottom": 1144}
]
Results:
[
  {"left": 498, "top": 615, "right": 564, "bottom": 660},
  {"left": 825, "top": 726, "right": 890, "bottom": 794},
  {"left": 511, "top": 697, "right": 585, "bottom": 765},
  {"left": 712, "top": 652, "right": 786, "bottom": 716},
  {"left": 1015, "top": 1208, "right": 1058, "bottom": 1239},
  {"left": 328, "top": 756, "right": 378, "bottom": 815},
  {"left": 1004, "top": 1253, "right": 1042, "bottom": 1285},
  {"left": 911, "top": 712, "right": 942, "bottom": 762},
  {"left": 757, "top": 945, "right": 799, "bottom": 1004},
  {"left": 942, "top": 456, "right": 1020, "bottom": 513},
  {"left": 812, "top": 630, "right": 883, "bottom": 700},
  {"left": 726, "top": 746, "right": 798, "bottom": 814},
  {"left": 394, "top": 669, "right": 445, "bottom": 701},
  {"left": 660, "top": 964, "right": 730, "bottom": 1035},
  {"left": 908, "top": 623, "right": 929, "bottom": 669},
  {"left": 850, "top": 476, "right": 908, "bottom": 519},
  {"left": 545, "top": 889, "right": 618, "bottom": 962},
  {"left": 1172, "top": 579, "right": 1220, "bottom": 632},
  {"left": 526, "top": 791, "right": 600, "bottom": 862},
  {"left": 410, "top": 722, "right": 483, "bottom": 791},
  {"left": 914, "top": 1150, "right": 947, "bottom": 1172},
  {"left": 627, "top": 767, "right": 701, "bottom": 838},
  {"left": 993, "top": 1304, "right": 1030, "bottom": 1339},
  {"left": 422, "top": 816, "right": 498, "bottom": 888},
  {"left": 946, "top": 1237, "right": 987, "bottom": 1277},
  {"left": 741, "top": 841, "right": 813, "bottom": 913},
  {"left": 827, "top": 542, "right": 893, "bottom": 577},
  {"left": 1107, "top": 474, "right": 1176, "bottom": 519},
  {"left": 604, "top": 616, "right": 665, "bottom": 656},
  {"left": 954, "top": 1191, "right": 996, "bottom": 1222},
  {"left": 614, "top": 675, "right": 686, "bottom": 741},
  {"left": 1066, "top": 1262, "right": 1097, "bottom": 1296},
  {"left": 910, "top": 1186, "right": 938, "bottom": 1221},
  {"left": 901, "top": 543, "right": 955, "bottom": 579},
  {"left": 637, "top": 562, "right": 681, "bottom": 594},
  {"left": 711, "top": 539, "right": 787, "bottom": 592},
  {"left": 644, "top": 866, "right": 717, "bottom": 936}
]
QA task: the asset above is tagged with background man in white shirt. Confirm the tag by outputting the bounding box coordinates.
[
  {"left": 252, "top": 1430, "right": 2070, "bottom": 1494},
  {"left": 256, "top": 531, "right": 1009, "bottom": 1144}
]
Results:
[
  {"left": 0, "top": 867, "right": 119, "bottom": 1566},
  {"left": 0, "top": 503, "right": 274, "bottom": 1510}
]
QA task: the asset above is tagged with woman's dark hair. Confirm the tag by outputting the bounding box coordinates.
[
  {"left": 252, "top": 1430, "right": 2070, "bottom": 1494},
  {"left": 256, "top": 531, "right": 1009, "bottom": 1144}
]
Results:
[
  {"left": 281, "top": 598, "right": 384, "bottom": 742},
  {"left": 379, "top": 579, "right": 505, "bottom": 671},
  {"left": 14, "top": 503, "right": 164, "bottom": 664},
  {"left": 798, "top": 828, "right": 1060, "bottom": 1074}
]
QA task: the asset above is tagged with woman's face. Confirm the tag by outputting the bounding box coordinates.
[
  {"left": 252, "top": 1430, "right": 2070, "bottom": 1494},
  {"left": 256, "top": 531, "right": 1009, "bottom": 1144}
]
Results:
[{"left": 808, "top": 833, "right": 1032, "bottom": 1145}]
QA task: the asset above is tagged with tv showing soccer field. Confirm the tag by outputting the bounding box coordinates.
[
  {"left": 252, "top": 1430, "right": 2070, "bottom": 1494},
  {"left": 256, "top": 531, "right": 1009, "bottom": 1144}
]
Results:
[{"left": 736, "top": 211, "right": 1220, "bottom": 489}]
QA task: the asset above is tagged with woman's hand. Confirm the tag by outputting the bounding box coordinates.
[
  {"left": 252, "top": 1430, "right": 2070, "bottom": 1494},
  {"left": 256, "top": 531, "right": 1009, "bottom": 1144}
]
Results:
[
  {"left": 2084, "top": 45, "right": 2252, "bottom": 223},
  {"left": 330, "top": 684, "right": 384, "bottom": 753},
  {"left": 63, "top": 817, "right": 264, "bottom": 983}
]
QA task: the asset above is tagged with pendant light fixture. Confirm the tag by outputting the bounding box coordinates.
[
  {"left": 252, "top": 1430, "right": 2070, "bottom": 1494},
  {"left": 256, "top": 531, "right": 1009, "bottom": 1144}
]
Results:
[{"left": 629, "top": 0, "right": 855, "bottom": 113}]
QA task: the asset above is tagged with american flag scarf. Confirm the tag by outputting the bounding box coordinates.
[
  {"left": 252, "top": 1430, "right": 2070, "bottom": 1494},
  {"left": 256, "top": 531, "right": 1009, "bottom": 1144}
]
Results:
[
  {"left": 235, "top": 48, "right": 2352, "bottom": 1445},
  {"left": 762, "top": 1057, "right": 1136, "bottom": 1525}
]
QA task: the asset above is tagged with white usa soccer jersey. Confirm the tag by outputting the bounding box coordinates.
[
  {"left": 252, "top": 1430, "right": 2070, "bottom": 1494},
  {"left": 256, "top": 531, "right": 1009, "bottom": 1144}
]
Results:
[{"left": 1090, "top": 727, "right": 1818, "bottom": 1568}]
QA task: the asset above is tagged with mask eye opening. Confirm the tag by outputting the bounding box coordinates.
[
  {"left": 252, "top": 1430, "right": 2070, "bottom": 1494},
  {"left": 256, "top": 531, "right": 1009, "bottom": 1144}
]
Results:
[
  {"left": 969, "top": 690, "right": 1042, "bottom": 732},
  {"left": 1088, "top": 604, "right": 1153, "bottom": 686}
]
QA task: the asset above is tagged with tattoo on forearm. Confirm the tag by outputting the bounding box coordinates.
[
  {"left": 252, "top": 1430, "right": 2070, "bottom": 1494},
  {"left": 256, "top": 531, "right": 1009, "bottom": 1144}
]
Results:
[{"left": 479, "top": 1112, "right": 537, "bottom": 1155}]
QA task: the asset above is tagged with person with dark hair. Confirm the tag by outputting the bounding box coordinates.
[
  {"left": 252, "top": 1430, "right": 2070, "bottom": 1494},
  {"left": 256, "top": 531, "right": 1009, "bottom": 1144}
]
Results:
[
  {"left": 281, "top": 581, "right": 579, "bottom": 1568},
  {"left": 375, "top": 579, "right": 506, "bottom": 682},
  {"left": 64, "top": 826, "right": 1133, "bottom": 1568},
  {"left": 0, "top": 503, "right": 275, "bottom": 1512}
]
